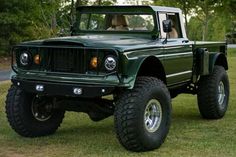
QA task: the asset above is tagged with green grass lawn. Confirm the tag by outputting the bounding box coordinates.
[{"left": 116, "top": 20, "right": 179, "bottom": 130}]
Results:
[{"left": 0, "top": 50, "right": 235, "bottom": 157}]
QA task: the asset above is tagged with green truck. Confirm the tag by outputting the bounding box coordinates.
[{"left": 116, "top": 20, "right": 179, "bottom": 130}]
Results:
[{"left": 6, "top": 6, "right": 229, "bottom": 152}]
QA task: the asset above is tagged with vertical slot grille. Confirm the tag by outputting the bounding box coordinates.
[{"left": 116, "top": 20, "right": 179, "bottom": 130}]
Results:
[{"left": 47, "top": 48, "right": 85, "bottom": 73}]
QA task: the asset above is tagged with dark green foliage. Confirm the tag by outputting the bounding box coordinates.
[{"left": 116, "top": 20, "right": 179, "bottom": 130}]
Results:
[
  {"left": 0, "top": 0, "right": 116, "bottom": 56},
  {"left": 0, "top": 0, "right": 59, "bottom": 56},
  {"left": 187, "top": 17, "right": 203, "bottom": 41}
]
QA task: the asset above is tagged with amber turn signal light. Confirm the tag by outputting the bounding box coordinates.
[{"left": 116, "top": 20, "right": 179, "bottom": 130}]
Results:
[
  {"left": 90, "top": 57, "right": 98, "bottom": 69},
  {"left": 34, "top": 54, "right": 41, "bottom": 65}
]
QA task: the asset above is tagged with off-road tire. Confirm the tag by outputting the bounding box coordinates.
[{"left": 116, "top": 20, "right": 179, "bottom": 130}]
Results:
[
  {"left": 114, "top": 77, "right": 171, "bottom": 152},
  {"left": 5, "top": 85, "right": 65, "bottom": 137},
  {"left": 197, "top": 65, "right": 230, "bottom": 119}
]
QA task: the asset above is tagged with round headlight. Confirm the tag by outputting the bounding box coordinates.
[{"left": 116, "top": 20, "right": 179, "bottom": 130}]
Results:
[
  {"left": 104, "top": 56, "right": 117, "bottom": 71},
  {"left": 20, "top": 52, "right": 30, "bottom": 66}
]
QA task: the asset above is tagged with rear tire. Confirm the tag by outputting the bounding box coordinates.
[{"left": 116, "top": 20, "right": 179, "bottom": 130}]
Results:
[
  {"left": 197, "top": 65, "right": 230, "bottom": 119},
  {"left": 5, "top": 85, "right": 65, "bottom": 137},
  {"left": 114, "top": 77, "right": 171, "bottom": 152}
]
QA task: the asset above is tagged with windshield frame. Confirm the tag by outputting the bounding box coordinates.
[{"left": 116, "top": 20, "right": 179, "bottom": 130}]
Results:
[{"left": 74, "top": 11, "right": 159, "bottom": 36}]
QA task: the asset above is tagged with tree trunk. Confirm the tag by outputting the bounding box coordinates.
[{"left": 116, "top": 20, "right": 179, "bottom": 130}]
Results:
[
  {"left": 70, "top": 0, "right": 75, "bottom": 25},
  {"left": 202, "top": 16, "right": 209, "bottom": 41},
  {"left": 51, "top": 14, "right": 57, "bottom": 30},
  {"left": 202, "top": 24, "right": 206, "bottom": 41},
  {"left": 97, "top": 0, "right": 102, "bottom": 5},
  {"left": 183, "top": 1, "right": 188, "bottom": 31},
  {"left": 76, "top": 0, "right": 82, "bottom": 7},
  {"left": 202, "top": 1, "right": 209, "bottom": 41},
  {"left": 50, "top": 0, "right": 57, "bottom": 32}
]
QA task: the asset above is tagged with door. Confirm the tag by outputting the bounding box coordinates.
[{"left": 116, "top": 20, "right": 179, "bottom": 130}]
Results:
[{"left": 158, "top": 12, "right": 193, "bottom": 86}]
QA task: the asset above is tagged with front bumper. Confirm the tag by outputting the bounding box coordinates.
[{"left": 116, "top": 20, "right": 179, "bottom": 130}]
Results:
[{"left": 12, "top": 79, "right": 115, "bottom": 98}]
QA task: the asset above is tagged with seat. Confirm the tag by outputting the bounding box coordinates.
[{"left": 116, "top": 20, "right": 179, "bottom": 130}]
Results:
[
  {"left": 107, "top": 15, "right": 129, "bottom": 31},
  {"left": 169, "top": 27, "right": 178, "bottom": 38},
  {"left": 168, "top": 19, "right": 178, "bottom": 38}
]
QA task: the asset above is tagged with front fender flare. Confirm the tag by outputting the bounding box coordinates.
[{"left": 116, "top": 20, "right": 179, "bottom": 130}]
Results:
[
  {"left": 122, "top": 56, "right": 165, "bottom": 89},
  {"left": 122, "top": 57, "right": 148, "bottom": 89}
]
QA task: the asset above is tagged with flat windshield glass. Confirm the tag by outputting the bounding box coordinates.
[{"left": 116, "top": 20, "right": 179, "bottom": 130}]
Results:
[{"left": 78, "top": 13, "right": 154, "bottom": 32}]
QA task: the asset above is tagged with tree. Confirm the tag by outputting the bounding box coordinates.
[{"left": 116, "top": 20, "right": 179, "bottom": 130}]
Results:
[
  {"left": 225, "top": 0, "right": 236, "bottom": 16},
  {"left": 126, "top": 0, "right": 152, "bottom": 5},
  {"left": 153, "top": 0, "right": 196, "bottom": 32},
  {"left": 153, "top": 0, "right": 235, "bottom": 41},
  {"left": 188, "top": 17, "right": 203, "bottom": 41},
  {"left": 0, "top": 0, "right": 54, "bottom": 54},
  {"left": 193, "top": 0, "right": 222, "bottom": 41},
  {"left": 0, "top": 1, "right": 59, "bottom": 54}
]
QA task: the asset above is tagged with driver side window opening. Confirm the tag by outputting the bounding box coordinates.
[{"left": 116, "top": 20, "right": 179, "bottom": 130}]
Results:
[{"left": 158, "top": 12, "right": 183, "bottom": 39}]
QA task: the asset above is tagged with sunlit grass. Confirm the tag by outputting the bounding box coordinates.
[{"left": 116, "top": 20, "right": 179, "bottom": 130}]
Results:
[
  {"left": 0, "top": 55, "right": 235, "bottom": 157},
  {"left": 228, "top": 48, "right": 236, "bottom": 57}
]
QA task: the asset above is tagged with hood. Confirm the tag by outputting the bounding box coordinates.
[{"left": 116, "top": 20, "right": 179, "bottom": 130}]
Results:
[{"left": 20, "top": 34, "right": 159, "bottom": 51}]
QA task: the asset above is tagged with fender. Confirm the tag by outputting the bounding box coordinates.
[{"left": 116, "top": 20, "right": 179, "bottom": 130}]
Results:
[
  {"left": 122, "top": 55, "right": 165, "bottom": 89},
  {"left": 121, "top": 56, "right": 147, "bottom": 89},
  {"left": 209, "top": 52, "right": 228, "bottom": 73}
]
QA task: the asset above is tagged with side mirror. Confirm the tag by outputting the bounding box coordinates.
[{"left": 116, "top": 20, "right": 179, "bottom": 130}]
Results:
[{"left": 162, "top": 20, "right": 172, "bottom": 33}]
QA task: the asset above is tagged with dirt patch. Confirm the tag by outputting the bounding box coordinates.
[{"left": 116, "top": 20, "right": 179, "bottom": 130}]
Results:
[
  {"left": 0, "top": 149, "right": 26, "bottom": 157},
  {"left": 0, "top": 56, "right": 11, "bottom": 70},
  {"left": 3, "top": 152, "right": 25, "bottom": 157}
]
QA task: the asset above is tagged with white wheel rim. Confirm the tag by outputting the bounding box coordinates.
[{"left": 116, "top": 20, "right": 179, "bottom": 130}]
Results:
[
  {"left": 144, "top": 99, "right": 162, "bottom": 133},
  {"left": 218, "top": 81, "right": 226, "bottom": 109}
]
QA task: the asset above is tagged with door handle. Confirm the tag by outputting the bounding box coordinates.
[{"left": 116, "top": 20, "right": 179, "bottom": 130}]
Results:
[{"left": 182, "top": 40, "right": 189, "bottom": 43}]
